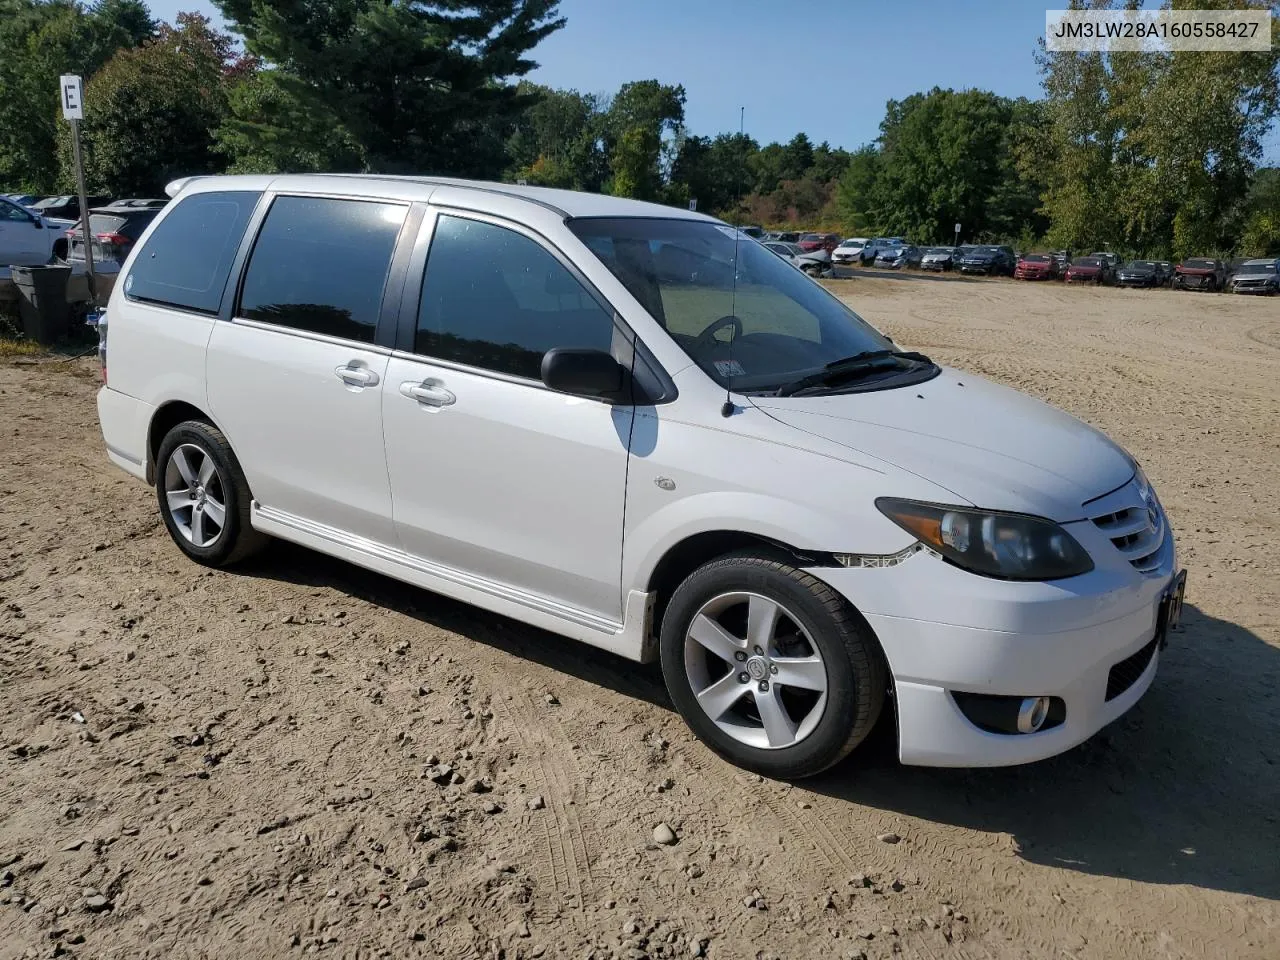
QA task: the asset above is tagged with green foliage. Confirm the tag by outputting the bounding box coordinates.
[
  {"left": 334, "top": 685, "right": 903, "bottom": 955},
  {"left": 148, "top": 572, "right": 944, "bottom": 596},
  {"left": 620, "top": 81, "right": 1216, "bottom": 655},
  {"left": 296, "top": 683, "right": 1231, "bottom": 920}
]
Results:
[
  {"left": 505, "top": 83, "right": 607, "bottom": 190},
  {"left": 57, "top": 13, "right": 236, "bottom": 195},
  {"left": 603, "top": 80, "right": 685, "bottom": 199},
  {"left": 0, "top": 0, "right": 155, "bottom": 191},
  {"left": 211, "top": 0, "right": 565, "bottom": 177},
  {"left": 1035, "top": 0, "right": 1280, "bottom": 258}
]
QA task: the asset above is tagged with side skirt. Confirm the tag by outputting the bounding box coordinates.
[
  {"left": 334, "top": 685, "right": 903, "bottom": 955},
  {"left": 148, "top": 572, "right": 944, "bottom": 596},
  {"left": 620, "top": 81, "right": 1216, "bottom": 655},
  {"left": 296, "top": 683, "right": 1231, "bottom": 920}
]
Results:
[{"left": 251, "top": 503, "right": 655, "bottom": 662}]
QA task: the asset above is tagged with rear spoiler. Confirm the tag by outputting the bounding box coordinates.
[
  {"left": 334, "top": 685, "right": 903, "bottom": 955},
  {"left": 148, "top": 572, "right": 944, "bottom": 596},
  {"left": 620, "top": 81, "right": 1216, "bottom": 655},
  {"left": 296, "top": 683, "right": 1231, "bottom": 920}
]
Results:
[{"left": 164, "top": 176, "right": 205, "bottom": 198}]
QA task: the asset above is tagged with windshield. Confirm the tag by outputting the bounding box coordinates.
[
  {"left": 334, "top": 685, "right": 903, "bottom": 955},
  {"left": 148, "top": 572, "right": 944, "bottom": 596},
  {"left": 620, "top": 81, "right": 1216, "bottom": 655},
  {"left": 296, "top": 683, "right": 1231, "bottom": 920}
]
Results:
[
  {"left": 1124, "top": 261, "right": 1156, "bottom": 269},
  {"left": 1073, "top": 257, "right": 1101, "bottom": 267},
  {"left": 800, "top": 233, "right": 823, "bottom": 242},
  {"left": 1021, "top": 255, "right": 1049, "bottom": 262},
  {"left": 1241, "top": 260, "right": 1277, "bottom": 273},
  {"left": 971, "top": 246, "right": 999, "bottom": 255},
  {"left": 1185, "top": 258, "right": 1216, "bottom": 268},
  {"left": 569, "top": 217, "right": 897, "bottom": 391}
]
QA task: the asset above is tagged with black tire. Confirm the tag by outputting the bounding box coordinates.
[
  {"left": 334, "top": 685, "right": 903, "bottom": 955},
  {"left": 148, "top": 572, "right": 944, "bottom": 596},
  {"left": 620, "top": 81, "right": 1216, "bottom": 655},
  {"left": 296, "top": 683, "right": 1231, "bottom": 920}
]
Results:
[
  {"left": 154, "top": 419, "right": 266, "bottom": 567},
  {"left": 660, "top": 553, "right": 887, "bottom": 779}
]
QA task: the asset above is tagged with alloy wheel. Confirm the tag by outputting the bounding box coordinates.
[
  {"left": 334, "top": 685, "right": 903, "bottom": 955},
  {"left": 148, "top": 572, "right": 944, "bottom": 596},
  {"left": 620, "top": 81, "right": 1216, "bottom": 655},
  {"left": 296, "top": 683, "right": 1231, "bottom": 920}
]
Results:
[
  {"left": 163, "top": 443, "right": 227, "bottom": 548},
  {"left": 683, "top": 591, "right": 828, "bottom": 750}
]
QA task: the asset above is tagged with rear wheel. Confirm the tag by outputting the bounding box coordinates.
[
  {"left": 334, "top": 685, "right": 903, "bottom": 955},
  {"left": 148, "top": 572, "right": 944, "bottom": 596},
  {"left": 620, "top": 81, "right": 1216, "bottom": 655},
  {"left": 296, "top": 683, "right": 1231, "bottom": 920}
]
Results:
[
  {"left": 155, "top": 420, "right": 266, "bottom": 567},
  {"left": 660, "top": 554, "right": 886, "bottom": 779}
]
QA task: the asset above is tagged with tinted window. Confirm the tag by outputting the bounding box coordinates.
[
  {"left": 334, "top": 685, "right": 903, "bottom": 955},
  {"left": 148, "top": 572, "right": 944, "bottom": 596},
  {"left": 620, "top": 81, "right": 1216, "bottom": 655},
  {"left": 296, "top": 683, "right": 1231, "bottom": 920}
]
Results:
[
  {"left": 239, "top": 196, "right": 406, "bottom": 344},
  {"left": 124, "top": 191, "right": 259, "bottom": 314},
  {"left": 0, "top": 199, "right": 29, "bottom": 222},
  {"left": 414, "top": 215, "right": 617, "bottom": 380}
]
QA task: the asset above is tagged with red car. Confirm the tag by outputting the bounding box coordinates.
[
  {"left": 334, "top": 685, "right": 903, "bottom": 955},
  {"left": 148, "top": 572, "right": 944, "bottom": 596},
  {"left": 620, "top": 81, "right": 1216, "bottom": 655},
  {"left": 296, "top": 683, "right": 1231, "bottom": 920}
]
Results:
[
  {"left": 1013, "top": 254, "right": 1057, "bottom": 280},
  {"left": 797, "top": 232, "right": 840, "bottom": 253},
  {"left": 1064, "top": 256, "right": 1109, "bottom": 284},
  {"left": 1173, "top": 258, "right": 1226, "bottom": 292}
]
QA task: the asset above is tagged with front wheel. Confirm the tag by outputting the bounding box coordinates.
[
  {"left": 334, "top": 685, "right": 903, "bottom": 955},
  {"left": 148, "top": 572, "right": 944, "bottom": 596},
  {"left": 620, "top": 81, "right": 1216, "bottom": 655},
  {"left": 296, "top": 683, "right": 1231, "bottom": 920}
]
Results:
[
  {"left": 155, "top": 420, "right": 266, "bottom": 567},
  {"left": 660, "top": 554, "right": 886, "bottom": 779}
]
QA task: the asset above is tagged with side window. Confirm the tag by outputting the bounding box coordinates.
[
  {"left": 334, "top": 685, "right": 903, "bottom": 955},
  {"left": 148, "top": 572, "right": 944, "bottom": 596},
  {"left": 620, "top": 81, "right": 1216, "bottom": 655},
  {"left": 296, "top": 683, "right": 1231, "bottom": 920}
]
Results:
[
  {"left": 0, "top": 200, "right": 31, "bottom": 222},
  {"left": 415, "top": 215, "right": 617, "bottom": 379},
  {"left": 239, "top": 196, "right": 406, "bottom": 344},
  {"left": 124, "top": 191, "right": 259, "bottom": 314}
]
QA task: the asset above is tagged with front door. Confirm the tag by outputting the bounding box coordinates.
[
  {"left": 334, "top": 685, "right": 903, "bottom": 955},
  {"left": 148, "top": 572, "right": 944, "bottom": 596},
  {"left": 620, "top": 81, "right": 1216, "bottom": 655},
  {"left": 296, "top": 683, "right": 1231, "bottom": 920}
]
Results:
[
  {"left": 206, "top": 194, "right": 411, "bottom": 546},
  {"left": 381, "top": 212, "right": 633, "bottom": 622},
  {"left": 0, "top": 198, "right": 46, "bottom": 264}
]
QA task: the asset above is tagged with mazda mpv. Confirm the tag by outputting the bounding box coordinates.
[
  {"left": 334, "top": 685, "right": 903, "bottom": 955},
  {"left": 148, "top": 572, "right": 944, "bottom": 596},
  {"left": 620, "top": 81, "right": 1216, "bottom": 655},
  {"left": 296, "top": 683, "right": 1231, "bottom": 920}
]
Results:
[{"left": 95, "top": 175, "right": 1186, "bottom": 778}]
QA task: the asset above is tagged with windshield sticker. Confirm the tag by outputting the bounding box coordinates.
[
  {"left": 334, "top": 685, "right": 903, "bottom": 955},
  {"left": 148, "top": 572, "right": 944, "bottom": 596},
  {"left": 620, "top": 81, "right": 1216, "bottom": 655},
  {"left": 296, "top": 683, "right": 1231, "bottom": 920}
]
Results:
[{"left": 714, "top": 359, "right": 746, "bottom": 377}]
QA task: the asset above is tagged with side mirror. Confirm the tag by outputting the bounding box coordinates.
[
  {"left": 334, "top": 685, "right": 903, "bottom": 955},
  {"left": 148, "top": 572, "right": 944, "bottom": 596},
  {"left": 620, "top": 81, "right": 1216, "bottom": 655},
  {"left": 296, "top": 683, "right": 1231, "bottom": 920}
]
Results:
[
  {"left": 31, "top": 217, "right": 43, "bottom": 229},
  {"left": 541, "top": 348, "right": 628, "bottom": 403}
]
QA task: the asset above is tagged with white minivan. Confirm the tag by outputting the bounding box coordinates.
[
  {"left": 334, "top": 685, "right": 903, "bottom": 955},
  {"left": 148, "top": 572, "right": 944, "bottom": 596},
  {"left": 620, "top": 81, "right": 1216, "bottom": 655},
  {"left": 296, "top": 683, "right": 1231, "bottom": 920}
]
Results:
[{"left": 96, "top": 175, "right": 1185, "bottom": 778}]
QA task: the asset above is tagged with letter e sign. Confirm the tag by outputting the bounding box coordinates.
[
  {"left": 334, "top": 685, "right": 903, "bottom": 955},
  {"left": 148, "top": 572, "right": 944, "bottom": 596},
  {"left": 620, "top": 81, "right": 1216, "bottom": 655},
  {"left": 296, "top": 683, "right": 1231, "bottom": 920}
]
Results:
[{"left": 60, "top": 75, "right": 83, "bottom": 120}]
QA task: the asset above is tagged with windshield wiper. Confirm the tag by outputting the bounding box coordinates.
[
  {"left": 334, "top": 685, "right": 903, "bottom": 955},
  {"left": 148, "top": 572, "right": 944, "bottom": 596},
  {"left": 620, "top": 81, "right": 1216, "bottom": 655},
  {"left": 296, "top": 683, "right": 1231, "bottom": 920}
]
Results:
[{"left": 774, "top": 350, "right": 932, "bottom": 397}]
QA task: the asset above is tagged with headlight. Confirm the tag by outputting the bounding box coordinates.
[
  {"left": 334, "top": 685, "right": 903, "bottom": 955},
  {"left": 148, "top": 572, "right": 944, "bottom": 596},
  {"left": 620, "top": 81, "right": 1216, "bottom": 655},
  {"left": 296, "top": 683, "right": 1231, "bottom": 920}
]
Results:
[{"left": 875, "top": 498, "right": 1094, "bottom": 581}]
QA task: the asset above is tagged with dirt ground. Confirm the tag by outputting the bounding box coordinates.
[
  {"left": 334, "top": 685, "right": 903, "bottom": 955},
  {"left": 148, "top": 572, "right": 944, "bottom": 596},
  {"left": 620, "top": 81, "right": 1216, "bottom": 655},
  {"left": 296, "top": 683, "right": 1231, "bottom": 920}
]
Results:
[{"left": 1, "top": 274, "right": 1278, "bottom": 960}]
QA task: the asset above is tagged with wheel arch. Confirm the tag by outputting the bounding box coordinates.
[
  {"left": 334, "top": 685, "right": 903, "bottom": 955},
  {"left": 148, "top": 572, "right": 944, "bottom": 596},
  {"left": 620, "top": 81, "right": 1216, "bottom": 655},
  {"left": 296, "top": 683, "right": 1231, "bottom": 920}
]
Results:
[
  {"left": 644, "top": 529, "right": 841, "bottom": 641},
  {"left": 146, "top": 400, "right": 218, "bottom": 484}
]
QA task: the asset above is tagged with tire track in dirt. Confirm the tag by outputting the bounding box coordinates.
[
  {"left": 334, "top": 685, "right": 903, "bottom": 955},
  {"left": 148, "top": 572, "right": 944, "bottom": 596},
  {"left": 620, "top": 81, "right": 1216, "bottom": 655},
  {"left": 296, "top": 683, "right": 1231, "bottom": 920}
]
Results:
[{"left": 496, "top": 689, "right": 597, "bottom": 917}]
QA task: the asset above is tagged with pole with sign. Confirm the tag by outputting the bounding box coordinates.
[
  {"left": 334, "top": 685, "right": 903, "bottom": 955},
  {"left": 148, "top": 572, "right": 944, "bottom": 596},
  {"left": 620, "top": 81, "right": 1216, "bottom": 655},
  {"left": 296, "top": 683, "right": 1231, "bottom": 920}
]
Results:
[
  {"left": 954, "top": 222, "right": 961, "bottom": 246},
  {"left": 60, "top": 74, "right": 96, "bottom": 305}
]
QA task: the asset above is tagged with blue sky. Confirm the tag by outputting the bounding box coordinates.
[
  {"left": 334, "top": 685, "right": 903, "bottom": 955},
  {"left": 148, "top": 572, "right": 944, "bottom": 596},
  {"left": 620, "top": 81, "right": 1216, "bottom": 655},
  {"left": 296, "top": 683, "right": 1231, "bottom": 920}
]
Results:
[{"left": 149, "top": 0, "right": 1279, "bottom": 158}]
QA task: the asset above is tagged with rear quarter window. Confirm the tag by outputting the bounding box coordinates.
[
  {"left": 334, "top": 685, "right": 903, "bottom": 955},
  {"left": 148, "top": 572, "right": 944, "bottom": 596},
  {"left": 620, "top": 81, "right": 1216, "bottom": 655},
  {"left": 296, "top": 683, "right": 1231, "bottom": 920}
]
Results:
[{"left": 123, "top": 191, "right": 260, "bottom": 314}]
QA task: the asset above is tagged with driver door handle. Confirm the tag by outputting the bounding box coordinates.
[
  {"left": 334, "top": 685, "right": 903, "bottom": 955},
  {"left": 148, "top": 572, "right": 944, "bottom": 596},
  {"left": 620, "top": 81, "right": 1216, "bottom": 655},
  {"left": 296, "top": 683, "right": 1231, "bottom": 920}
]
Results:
[
  {"left": 335, "top": 363, "right": 379, "bottom": 387},
  {"left": 400, "top": 380, "right": 456, "bottom": 408}
]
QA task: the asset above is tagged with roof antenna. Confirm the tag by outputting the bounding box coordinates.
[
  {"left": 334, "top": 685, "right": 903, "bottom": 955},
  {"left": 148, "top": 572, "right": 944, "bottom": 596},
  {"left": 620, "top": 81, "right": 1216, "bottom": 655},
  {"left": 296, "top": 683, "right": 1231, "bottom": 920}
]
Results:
[{"left": 721, "top": 105, "right": 745, "bottom": 418}]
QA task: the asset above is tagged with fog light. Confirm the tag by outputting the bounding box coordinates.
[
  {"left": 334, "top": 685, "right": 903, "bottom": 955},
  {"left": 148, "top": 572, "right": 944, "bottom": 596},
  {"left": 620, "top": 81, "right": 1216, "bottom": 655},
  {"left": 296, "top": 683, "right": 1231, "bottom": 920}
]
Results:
[{"left": 1017, "top": 696, "right": 1050, "bottom": 733}]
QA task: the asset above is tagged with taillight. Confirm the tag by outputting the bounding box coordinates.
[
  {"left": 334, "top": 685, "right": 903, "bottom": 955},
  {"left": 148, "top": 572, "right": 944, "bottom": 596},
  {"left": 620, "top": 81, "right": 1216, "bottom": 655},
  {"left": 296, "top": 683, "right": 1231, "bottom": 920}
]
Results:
[{"left": 95, "top": 233, "right": 130, "bottom": 246}]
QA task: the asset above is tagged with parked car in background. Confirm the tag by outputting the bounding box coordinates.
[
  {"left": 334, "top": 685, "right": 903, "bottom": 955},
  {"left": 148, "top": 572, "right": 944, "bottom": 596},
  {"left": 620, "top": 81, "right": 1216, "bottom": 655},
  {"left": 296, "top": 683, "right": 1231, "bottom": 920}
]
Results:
[
  {"left": 795, "top": 246, "right": 833, "bottom": 276},
  {"left": 875, "top": 244, "right": 922, "bottom": 269},
  {"left": 761, "top": 240, "right": 805, "bottom": 267},
  {"left": 958, "top": 245, "right": 1015, "bottom": 276},
  {"left": 1173, "top": 258, "right": 1225, "bottom": 292},
  {"left": 1226, "top": 258, "right": 1279, "bottom": 294},
  {"left": 1114, "top": 260, "right": 1162, "bottom": 288},
  {"left": 62, "top": 202, "right": 167, "bottom": 296},
  {"left": 832, "top": 237, "right": 869, "bottom": 266},
  {"left": 1089, "top": 252, "right": 1121, "bottom": 272},
  {"left": 0, "top": 195, "right": 62, "bottom": 265},
  {"left": 920, "top": 246, "right": 960, "bottom": 271},
  {"left": 1013, "top": 253, "right": 1057, "bottom": 280},
  {"left": 4, "top": 193, "right": 41, "bottom": 209},
  {"left": 1155, "top": 262, "right": 1173, "bottom": 285},
  {"left": 96, "top": 173, "right": 1184, "bottom": 778},
  {"left": 30, "top": 194, "right": 112, "bottom": 221},
  {"left": 1064, "top": 256, "right": 1110, "bottom": 284},
  {"left": 739, "top": 225, "right": 765, "bottom": 239},
  {"left": 797, "top": 232, "right": 840, "bottom": 253},
  {"left": 1048, "top": 250, "right": 1072, "bottom": 275},
  {"left": 860, "top": 237, "right": 905, "bottom": 264}
]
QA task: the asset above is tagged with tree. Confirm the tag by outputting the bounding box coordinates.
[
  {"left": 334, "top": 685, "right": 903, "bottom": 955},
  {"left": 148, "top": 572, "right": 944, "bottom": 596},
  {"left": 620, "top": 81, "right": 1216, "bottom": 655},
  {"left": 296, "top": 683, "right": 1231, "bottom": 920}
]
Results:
[
  {"left": 602, "top": 79, "right": 684, "bottom": 199},
  {"left": 58, "top": 13, "right": 240, "bottom": 196},
  {"left": 836, "top": 145, "right": 883, "bottom": 233},
  {"left": 505, "top": 83, "right": 607, "bottom": 190},
  {"left": 0, "top": 0, "right": 154, "bottom": 191},
  {"left": 212, "top": 0, "right": 565, "bottom": 177},
  {"left": 1035, "top": 0, "right": 1280, "bottom": 257},
  {"left": 781, "top": 132, "right": 814, "bottom": 180},
  {"left": 873, "top": 87, "right": 1024, "bottom": 241}
]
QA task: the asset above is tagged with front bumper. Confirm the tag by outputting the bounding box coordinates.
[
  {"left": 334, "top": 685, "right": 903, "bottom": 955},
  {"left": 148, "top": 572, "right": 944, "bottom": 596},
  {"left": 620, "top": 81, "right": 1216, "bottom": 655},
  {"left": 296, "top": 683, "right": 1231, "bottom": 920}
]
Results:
[
  {"left": 806, "top": 526, "right": 1178, "bottom": 767},
  {"left": 958, "top": 262, "right": 992, "bottom": 274}
]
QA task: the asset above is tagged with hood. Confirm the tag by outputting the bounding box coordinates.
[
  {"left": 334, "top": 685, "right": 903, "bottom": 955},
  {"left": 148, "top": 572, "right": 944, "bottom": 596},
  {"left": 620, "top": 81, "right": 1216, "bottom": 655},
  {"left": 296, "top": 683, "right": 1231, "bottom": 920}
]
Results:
[
  {"left": 749, "top": 367, "right": 1132, "bottom": 521},
  {"left": 1069, "top": 264, "right": 1100, "bottom": 273},
  {"left": 1177, "top": 264, "right": 1215, "bottom": 275},
  {"left": 1018, "top": 261, "right": 1051, "bottom": 269},
  {"left": 1119, "top": 266, "right": 1155, "bottom": 275}
]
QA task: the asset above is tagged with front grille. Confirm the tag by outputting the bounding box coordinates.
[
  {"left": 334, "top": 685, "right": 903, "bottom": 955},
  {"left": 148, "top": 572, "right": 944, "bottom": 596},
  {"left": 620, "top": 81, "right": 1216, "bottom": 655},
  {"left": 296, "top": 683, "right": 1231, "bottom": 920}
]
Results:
[
  {"left": 1106, "top": 636, "right": 1157, "bottom": 700},
  {"left": 1086, "top": 479, "right": 1166, "bottom": 573}
]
